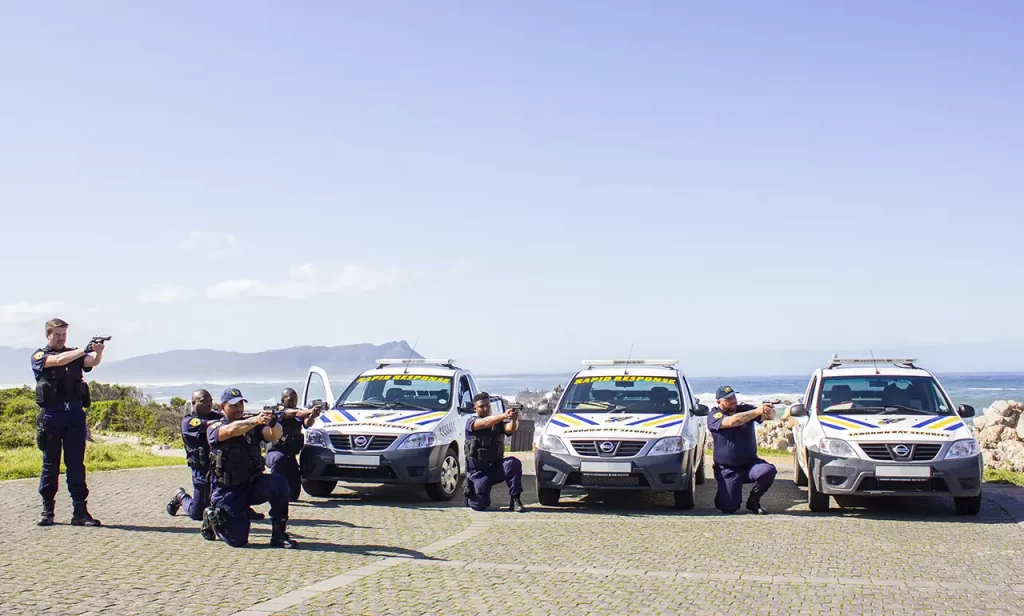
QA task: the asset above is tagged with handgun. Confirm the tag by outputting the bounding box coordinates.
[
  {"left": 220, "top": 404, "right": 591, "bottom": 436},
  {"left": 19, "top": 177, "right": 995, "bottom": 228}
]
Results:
[{"left": 86, "top": 335, "right": 111, "bottom": 352}]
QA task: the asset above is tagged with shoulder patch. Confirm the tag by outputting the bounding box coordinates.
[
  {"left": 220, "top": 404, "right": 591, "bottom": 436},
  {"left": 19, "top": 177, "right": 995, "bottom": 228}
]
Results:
[
  {"left": 189, "top": 417, "right": 201, "bottom": 427},
  {"left": 713, "top": 412, "right": 723, "bottom": 419},
  {"left": 33, "top": 351, "right": 45, "bottom": 360}
]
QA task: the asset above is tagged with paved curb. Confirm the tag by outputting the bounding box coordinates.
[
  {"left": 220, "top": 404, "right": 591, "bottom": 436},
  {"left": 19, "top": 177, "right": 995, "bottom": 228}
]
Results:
[{"left": 231, "top": 509, "right": 493, "bottom": 616}]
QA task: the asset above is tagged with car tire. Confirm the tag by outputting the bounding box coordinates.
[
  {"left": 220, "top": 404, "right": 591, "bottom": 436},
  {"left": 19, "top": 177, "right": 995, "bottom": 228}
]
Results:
[
  {"left": 674, "top": 470, "right": 696, "bottom": 509},
  {"left": 807, "top": 470, "right": 830, "bottom": 512},
  {"left": 695, "top": 451, "right": 706, "bottom": 486},
  {"left": 301, "top": 479, "right": 337, "bottom": 498},
  {"left": 793, "top": 447, "right": 808, "bottom": 487},
  {"left": 426, "top": 447, "right": 461, "bottom": 501},
  {"left": 537, "top": 488, "right": 560, "bottom": 506},
  {"left": 954, "top": 494, "right": 982, "bottom": 515}
]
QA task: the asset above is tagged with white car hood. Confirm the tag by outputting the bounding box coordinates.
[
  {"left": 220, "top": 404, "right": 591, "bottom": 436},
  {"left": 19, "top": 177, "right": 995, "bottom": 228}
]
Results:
[
  {"left": 817, "top": 413, "right": 971, "bottom": 442},
  {"left": 312, "top": 408, "right": 448, "bottom": 435},
  {"left": 544, "top": 412, "right": 686, "bottom": 439}
]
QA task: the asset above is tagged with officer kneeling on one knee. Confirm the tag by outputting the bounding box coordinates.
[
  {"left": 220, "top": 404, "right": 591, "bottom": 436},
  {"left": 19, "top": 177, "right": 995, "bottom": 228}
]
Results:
[
  {"left": 31, "top": 318, "right": 104, "bottom": 527},
  {"left": 266, "top": 388, "right": 323, "bottom": 503},
  {"left": 202, "top": 388, "right": 296, "bottom": 548},
  {"left": 464, "top": 392, "right": 526, "bottom": 513},
  {"left": 708, "top": 385, "right": 778, "bottom": 514}
]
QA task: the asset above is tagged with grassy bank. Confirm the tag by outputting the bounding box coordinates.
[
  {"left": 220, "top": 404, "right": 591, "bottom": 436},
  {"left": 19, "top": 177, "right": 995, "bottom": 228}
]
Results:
[
  {"left": 984, "top": 468, "right": 1024, "bottom": 487},
  {"left": 0, "top": 442, "right": 184, "bottom": 481}
]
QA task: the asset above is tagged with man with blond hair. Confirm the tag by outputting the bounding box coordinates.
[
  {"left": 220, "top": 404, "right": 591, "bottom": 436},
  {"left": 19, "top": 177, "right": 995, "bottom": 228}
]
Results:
[{"left": 31, "top": 318, "right": 106, "bottom": 527}]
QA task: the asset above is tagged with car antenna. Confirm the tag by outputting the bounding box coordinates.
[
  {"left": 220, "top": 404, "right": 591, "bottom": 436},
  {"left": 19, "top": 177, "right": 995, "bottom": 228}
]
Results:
[
  {"left": 404, "top": 336, "right": 420, "bottom": 374},
  {"left": 869, "top": 349, "right": 879, "bottom": 375},
  {"left": 624, "top": 342, "right": 635, "bottom": 375}
]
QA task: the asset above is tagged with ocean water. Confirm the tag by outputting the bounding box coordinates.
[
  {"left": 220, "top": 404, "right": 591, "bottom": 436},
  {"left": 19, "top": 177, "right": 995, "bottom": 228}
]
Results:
[{"left": 137, "top": 372, "right": 1024, "bottom": 412}]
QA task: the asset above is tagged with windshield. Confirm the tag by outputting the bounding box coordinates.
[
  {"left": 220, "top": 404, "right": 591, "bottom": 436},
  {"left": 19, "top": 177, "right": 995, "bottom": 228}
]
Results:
[
  {"left": 335, "top": 374, "right": 454, "bottom": 412},
  {"left": 559, "top": 374, "right": 684, "bottom": 413},
  {"left": 818, "top": 375, "right": 953, "bottom": 415}
]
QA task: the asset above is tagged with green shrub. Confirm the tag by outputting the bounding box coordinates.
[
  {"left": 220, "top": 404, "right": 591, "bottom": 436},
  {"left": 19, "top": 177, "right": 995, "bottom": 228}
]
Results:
[{"left": 0, "top": 423, "right": 35, "bottom": 449}]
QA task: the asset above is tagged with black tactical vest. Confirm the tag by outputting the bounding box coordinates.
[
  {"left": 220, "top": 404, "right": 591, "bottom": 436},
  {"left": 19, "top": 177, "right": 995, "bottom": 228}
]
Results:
[
  {"left": 34, "top": 346, "right": 90, "bottom": 408},
  {"left": 465, "top": 422, "right": 506, "bottom": 471},
  {"left": 184, "top": 413, "right": 214, "bottom": 473},
  {"left": 211, "top": 423, "right": 266, "bottom": 487},
  {"left": 267, "top": 405, "right": 304, "bottom": 457}
]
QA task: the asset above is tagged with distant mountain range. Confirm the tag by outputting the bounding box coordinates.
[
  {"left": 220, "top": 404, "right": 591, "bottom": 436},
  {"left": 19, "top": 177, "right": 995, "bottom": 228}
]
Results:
[{"left": 0, "top": 341, "right": 422, "bottom": 385}]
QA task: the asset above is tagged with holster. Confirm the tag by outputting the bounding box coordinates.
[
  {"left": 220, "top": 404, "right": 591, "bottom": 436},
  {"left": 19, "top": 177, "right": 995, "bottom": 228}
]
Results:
[{"left": 35, "top": 411, "right": 48, "bottom": 451}]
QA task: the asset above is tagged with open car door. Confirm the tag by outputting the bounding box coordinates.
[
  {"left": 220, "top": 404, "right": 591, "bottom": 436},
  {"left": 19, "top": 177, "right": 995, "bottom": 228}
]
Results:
[{"left": 302, "top": 366, "right": 335, "bottom": 409}]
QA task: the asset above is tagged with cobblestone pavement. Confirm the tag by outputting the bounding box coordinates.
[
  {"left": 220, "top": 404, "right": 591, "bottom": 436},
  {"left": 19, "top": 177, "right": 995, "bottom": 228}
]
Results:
[{"left": 2, "top": 452, "right": 1024, "bottom": 615}]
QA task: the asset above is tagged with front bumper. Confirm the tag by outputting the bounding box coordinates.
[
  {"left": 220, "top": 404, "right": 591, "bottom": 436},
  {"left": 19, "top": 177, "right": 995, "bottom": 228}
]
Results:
[
  {"left": 808, "top": 450, "right": 982, "bottom": 498},
  {"left": 535, "top": 448, "right": 695, "bottom": 491},
  {"left": 300, "top": 443, "right": 449, "bottom": 484}
]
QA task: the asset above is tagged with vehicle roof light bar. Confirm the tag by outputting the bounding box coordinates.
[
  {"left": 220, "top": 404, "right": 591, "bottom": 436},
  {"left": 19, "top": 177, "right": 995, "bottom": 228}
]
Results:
[
  {"left": 827, "top": 355, "right": 918, "bottom": 368},
  {"left": 375, "top": 358, "right": 459, "bottom": 369},
  {"left": 582, "top": 359, "right": 677, "bottom": 367}
]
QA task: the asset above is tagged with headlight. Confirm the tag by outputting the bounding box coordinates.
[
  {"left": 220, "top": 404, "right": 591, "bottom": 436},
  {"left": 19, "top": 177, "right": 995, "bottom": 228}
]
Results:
[
  {"left": 399, "top": 433, "right": 436, "bottom": 449},
  {"left": 818, "top": 437, "right": 856, "bottom": 457},
  {"left": 537, "top": 434, "right": 567, "bottom": 453},
  {"left": 304, "top": 429, "right": 328, "bottom": 447},
  {"left": 650, "top": 437, "right": 683, "bottom": 455},
  {"left": 945, "top": 438, "right": 979, "bottom": 459}
]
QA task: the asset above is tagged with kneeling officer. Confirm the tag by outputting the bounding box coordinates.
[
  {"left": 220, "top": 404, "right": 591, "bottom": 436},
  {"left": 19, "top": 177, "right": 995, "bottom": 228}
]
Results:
[
  {"left": 708, "top": 385, "right": 778, "bottom": 514},
  {"left": 202, "top": 388, "right": 295, "bottom": 548},
  {"left": 464, "top": 392, "right": 526, "bottom": 512},
  {"left": 266, "top": 388, "right": 322, "bottom": 502}
]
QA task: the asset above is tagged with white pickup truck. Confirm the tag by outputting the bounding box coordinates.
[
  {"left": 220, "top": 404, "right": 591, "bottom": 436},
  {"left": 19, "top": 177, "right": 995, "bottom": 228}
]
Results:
[{"left": 297, "top": 358, "right": 487, "bottom": 501}]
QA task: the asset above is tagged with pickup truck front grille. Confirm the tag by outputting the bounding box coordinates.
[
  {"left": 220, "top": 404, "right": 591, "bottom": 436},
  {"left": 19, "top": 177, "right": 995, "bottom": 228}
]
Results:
[
  {"left": 570, "top": 440, "right": 646, "bottom": 458},
  {"left": 859, "top": 443, "right": 941, "bottom": 461},
  {"left": 329, "top": 434, "right": 397, "bottom": 451}
]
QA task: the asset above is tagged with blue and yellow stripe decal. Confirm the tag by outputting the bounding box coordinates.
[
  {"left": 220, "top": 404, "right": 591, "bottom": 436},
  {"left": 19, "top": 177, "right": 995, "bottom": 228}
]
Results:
[
  {"left": 913, "top": 416, "right": 963, "bottom": 431},
  {"left": 625, "top": 414, "right": 686, "bottom": 429},
  {"left": 818, "top": 415, "right": 877, "bottom": 431},
  {"left": 387, "top": 411, "right": 448, "bottom": 426},
  {"left": 550, "top": 413, "right": 599, "bottom": 428},
  {"left": 325, "top": 410, "right": 355, "bottom": 423}
]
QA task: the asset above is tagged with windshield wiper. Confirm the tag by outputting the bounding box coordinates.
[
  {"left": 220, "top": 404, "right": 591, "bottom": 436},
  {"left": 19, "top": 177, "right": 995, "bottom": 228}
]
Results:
[
  {"left": 341, "top": 401, "right": 386, "bottom": 408},
  {"left": 564, "top": 400, "right": 629, "bottom": 413},
  {"left": 873, "top": 405, "right": 933, "bottom": 415},
  {"left": 386, "top": 401, "right": 435, "bottom": 413}
]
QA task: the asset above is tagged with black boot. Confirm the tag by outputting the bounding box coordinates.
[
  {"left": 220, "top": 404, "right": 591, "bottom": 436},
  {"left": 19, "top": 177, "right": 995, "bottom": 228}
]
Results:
[
  {"left": 270, "top": 518, "right": 295, "bottom": 549},
  {"left": 166, "top": 487, "right": 186, "bottom": 516},
  {"left": 508, "top": 496, "right": 526, "bottom": 513},
  {"left": 746, "top": 497, "right": 768, "bottom": 515},
  {"left": 246, "top": 507, "right": 265, "bottom": 520},
  {"left": 200, "top": 507, "right": 217, "bottom": 541},
  {"left": 70, "top": 500, "right": 101, "bottom": 526},
  {"left": 37, "top": 499, "right": 55, "bottom": 526}
]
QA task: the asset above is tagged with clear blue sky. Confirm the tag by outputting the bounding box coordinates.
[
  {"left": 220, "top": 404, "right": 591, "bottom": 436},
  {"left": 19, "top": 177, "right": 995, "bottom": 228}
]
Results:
[{"left": 2, "top": 2, "right": 1022, "bottom": 375}]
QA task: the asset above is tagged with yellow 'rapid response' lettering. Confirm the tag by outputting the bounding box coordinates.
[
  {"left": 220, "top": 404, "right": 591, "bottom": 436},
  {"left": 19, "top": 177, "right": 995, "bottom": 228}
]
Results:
[
  {"left": 573, "top": 376, "right": 676, "bottom": 384},
  {"left": 356, "top": 375, "right": 453, "bottom": 383}
]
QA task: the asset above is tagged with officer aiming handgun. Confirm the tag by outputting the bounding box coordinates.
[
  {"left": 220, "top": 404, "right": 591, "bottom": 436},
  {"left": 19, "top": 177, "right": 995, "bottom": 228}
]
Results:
[
  {"left": 463, "top": 393, "right": 526, "bottom": 513},
  {"left": 266, "top": 388, "right": 325, "bottom": 502}
]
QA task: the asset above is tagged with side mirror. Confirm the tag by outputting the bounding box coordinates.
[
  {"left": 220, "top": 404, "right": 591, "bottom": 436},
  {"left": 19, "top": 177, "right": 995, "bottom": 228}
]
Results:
[
  {"left": 788, "top": 403, "right": 807, "bottom": 418},
  {"left": 958, "top": 404, "right": 975, "bottom": 417},
  {"left": 459, "top": 403, "right": 474, "bottom": 414},
  {"left": 692, "top": 404, "right": 709, "bottom": 417}
]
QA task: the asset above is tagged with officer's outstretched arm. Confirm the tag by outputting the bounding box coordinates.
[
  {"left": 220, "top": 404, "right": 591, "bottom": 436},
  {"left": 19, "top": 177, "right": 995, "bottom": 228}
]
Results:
[
  {"left": 43, "top": 349, "right": 88, "bottom": 368},
  {"left": 262, "top": 424, "right": 283, "bottom": 442},
  {"left": 214, "top": 418, "right": 261, "bottom": 441},
  {"left": 471, "top": 414, "right": 507, "bottom": 431}
]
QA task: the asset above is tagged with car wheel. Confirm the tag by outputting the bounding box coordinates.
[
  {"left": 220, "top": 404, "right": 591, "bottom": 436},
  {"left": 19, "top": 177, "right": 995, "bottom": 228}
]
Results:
[
  {"left": 301, "top": 479, "right": 337, "bottom": 497},
  {"left": 954, "top": 494, "right": 982, "bottom": 515},
  {"left": 793, "top": 447, "right": 808, "bottom": 487},
  {"left": 426, "top": 448, "right": 461, "bottom": 501},
  {"left": 537, "top": 488, "right": 561, "bottom": 506},
  {"left": 674, "top": 469, "right": 696, "bottom": 509},
  {"left": 695, "top": 451, "right": 706, "bottom": 486},
  {"left": 807, "top": 470, "right": 830, "bottom": 512}
]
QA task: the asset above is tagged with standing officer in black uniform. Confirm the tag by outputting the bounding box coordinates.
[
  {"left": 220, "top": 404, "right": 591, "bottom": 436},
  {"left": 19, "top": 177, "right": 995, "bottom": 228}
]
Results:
[
  {"left": 266, "top": 388, "right": 322, "bottom": 502},
  {"left": 202, "top": 388, "right": 295, "bottom": 548},
  {"left": 463, "top": 392, "right": 526, "bottom": 512},
  {"left": 707, "top": 385, "right": 778, "bottom": 514},
  {"left": 31, "top": 318, "right": 104, "bottom": 527}
]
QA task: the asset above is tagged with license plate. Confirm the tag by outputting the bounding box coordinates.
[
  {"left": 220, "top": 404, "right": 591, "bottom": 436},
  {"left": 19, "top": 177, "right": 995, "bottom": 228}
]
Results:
[
  {"left": 875, "top": 465, "right": 931, "bottom": 478},
  {"left": 334, "top": 454, "right": 380, "bottom": 467},
  {"left": 580, "top": 460, "right": 632, "bottom": 474}
]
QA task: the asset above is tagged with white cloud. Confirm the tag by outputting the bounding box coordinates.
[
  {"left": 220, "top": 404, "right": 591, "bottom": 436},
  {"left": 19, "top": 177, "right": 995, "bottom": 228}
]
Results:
[
  {"left": 0, "top": 301, "right": 67, "bottom": 327},
  {"left": 178, "top": 231, "right": 239, "bottom": 260},
  {"left": 135, "top": 283, "right": 188, "bottom": 304},
  {"left": 207, "top": 263, "right": 400, "bottom": 300}
]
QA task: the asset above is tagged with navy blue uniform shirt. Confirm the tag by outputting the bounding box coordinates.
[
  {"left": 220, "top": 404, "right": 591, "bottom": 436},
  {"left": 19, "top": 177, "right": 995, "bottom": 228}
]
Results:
[
  {"left": 464, "top": 416, "right": 509, "bottom": 440},
  {"left": 707, "top": 403, "right": 762, "bottom": 467},
  {"left": 182, "top": 411, "right": 224, "bottom": 456},
  {"left": 30, "top": 346, "right": 92, "bottom": 381}
]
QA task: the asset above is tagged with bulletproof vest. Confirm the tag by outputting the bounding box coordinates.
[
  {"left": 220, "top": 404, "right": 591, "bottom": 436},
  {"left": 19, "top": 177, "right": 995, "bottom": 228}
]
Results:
[
  {"left": 34, "top": 346, "right": 90, "bottom": 408},
  {"left": 465, "top": 422, "right": 505, "bottom": 470},
  {"left": 184, "top": 413, "right": 214, "bottom": 473},
  {"left": 211, "top": 423, "right": 266, "bottom": 487},
  {"left": 267, "top": 405, "right": 304, "bottom": 457}
]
